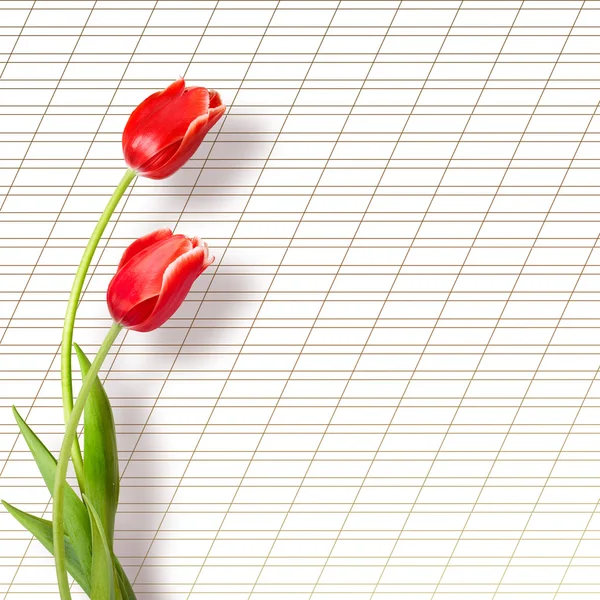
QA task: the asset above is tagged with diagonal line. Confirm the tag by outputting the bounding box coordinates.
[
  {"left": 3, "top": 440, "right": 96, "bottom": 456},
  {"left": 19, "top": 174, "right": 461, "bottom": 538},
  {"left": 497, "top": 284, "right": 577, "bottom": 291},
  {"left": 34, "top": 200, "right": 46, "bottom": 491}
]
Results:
[
  {"left": 177, "top": 4, "right": 360, "bottom": 594},
  {"left": 0, "top": 1, "right": 36, "bottom": 83},
  {"left": 0, "top": 4, "right": 95, "bottom": 216},
  {"left": 356, "top": 5, "right": 589, "bottom": 597},
  {"left": 298, "top": 3, "right": 534, "bottom": 597},
  {"left": 242, "top": 3, "right": 405, "bottom": 596},
  {"left": 433, "top": 103, "right": 600, "bottom": 600},
  {"left": 552, "top": 429, "right": 600, "bottom": 600},
  {"left": 225, "top": 1, "right": 586, "bottom": 595},
  {"left": 486, "top": 244, "right": 600, "bottom": 600}
]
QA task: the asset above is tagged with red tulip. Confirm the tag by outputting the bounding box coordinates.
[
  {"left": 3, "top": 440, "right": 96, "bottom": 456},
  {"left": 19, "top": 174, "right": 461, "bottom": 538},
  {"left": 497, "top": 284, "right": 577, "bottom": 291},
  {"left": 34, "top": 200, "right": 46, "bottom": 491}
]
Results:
[
  {"left": 107, "top": 229, "right": 214, "bottom": 332},
  {"left": 122, "top": 79, "right": 226, "bottom": 180}
]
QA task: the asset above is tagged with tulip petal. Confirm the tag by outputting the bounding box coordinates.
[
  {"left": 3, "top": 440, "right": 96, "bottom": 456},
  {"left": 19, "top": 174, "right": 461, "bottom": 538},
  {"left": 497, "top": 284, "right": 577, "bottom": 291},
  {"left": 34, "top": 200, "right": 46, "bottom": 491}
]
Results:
[
  {"left": 136, "top": 112, "right": 207, "bottom": 180},
  {"left": 121, "top": 296, "right": 158, "bottom": 328},
  {"left": 209, "top": 89, "right": 222, "bottom": 109},
  {"left": 107, "top": 235, "right": 193, "bottom": 325},
  {"left": 122, "top": 79, "right": 185, "bottom": 170},
  {"left": 118, "top": 228, "right": 173, "bottom": 270},
  {"left": 134, "top": 141, "right": 179, "bottom": 178},
  {"left": 140, "top": 100, "right": 225, "bottom": 180},
  {"left": 133, "top": 87, "right": 211, "bottom": 176},
  {"left": 133, "top": 243, "right": 214, "bottom": 332},
  {"left": 207, "top": 101, "right": 227, "bottom": 131},
  {"left": 183, "top": 86, "right": 211, "bottom": 111}
]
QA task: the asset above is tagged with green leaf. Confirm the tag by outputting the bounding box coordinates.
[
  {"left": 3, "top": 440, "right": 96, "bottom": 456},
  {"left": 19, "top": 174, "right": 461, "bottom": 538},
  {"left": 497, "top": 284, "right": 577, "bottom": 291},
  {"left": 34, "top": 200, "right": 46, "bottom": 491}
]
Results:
[
  {"left": 114, "top": 556, "right": 137, "bottom": 600},
  {"left": 2, "top": 500, "right": 91, "bottom": 595},
  {"left": 113, "top": 564, "right": 124, "bottom": 600},
  {"left": 76, "top": 343, "right": 121, "bottom": 600},
  {"left": 76, "top": 343, "right": 120, "bottom": 544},
  {"left": 83, "top": 494, "right": 115, "bottom": 600},
  {"left": 11, "top": 407, "right": 92, "bottom": 577}
]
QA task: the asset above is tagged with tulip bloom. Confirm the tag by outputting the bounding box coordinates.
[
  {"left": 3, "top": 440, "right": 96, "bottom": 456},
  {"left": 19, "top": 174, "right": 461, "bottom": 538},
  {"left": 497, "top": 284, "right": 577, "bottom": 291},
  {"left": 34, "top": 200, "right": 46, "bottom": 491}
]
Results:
[
  {"left": 122, "top": 79, "right": 225, "bottom": 179},
  {"left": 107, "top": 229, "right": 214, "bottom": 332}
]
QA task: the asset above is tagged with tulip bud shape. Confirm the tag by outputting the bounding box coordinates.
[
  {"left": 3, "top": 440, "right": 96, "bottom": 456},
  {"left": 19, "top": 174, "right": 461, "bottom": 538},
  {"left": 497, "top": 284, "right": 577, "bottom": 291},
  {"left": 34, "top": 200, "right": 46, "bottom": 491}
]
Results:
[
  {"left": 122, "top": 79, "right": 226, "bottom": 179},
  {"left": 107, "top": 229, "right": 214, "bottom": 332}
]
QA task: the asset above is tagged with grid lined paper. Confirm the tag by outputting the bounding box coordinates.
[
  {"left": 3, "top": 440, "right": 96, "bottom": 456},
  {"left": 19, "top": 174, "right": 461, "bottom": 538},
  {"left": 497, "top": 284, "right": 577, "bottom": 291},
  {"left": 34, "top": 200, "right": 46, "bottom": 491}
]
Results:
[{"left": 2, "top": 0, "right": 600, "bottom": 598}]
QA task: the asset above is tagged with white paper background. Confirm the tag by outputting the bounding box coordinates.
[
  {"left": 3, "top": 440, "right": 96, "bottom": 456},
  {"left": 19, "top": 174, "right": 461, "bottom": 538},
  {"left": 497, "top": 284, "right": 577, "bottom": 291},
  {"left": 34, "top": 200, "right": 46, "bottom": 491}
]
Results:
[{"left": 2, "top": 0, "right": 600, "bottom": 598}]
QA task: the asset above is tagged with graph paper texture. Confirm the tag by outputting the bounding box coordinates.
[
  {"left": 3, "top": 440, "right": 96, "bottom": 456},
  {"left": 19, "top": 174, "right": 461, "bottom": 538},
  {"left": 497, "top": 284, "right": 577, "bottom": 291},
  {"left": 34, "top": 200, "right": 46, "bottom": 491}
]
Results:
[{"left": 3, "top": 0, "right": 600, "bottom": 598}]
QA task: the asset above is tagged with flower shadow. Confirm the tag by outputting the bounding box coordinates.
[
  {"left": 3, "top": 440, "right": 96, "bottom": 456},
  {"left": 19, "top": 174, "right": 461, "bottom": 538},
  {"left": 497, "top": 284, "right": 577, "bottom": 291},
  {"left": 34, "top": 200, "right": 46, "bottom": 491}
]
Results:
[{"left": 112, "top": 256, "right": 268, "bottom": 578}]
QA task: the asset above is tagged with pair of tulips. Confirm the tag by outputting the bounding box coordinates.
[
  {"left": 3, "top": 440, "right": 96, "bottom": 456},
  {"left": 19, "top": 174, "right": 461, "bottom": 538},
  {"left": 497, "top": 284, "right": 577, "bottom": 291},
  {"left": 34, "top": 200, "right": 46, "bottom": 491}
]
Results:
[
  {"left": 113, "top": 79, "right": 224, "bottom": 331},
  {"left": 2, "top": 79, "right": 226, "bottom": 600}
]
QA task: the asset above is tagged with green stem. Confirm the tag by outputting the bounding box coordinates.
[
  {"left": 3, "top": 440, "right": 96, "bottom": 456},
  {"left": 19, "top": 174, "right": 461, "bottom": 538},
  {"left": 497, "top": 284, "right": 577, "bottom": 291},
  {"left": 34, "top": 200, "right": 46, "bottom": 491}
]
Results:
[
  {"left": 53, "top": 322, "right": 123, "bottom": 600},
  {"left": 61, "top": 168, "right": 136, "bottom": 493}
]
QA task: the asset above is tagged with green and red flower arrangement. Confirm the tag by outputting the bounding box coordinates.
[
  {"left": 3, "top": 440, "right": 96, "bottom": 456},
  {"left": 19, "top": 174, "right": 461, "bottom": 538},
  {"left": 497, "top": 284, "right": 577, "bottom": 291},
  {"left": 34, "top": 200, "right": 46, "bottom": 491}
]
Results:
[{"left": 2, "top": 79, "right": 226, "bottom": 600}]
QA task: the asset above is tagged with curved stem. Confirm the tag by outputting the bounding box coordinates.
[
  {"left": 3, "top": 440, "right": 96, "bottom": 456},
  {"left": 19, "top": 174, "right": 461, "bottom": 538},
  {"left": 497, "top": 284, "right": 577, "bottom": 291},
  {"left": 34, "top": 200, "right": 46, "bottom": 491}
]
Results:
[
  {"left": 61, "top": 168, "right": 136, "bottom": 492},
  {"left": 53, "top": 322, "right": 123, "bottom": 600}
]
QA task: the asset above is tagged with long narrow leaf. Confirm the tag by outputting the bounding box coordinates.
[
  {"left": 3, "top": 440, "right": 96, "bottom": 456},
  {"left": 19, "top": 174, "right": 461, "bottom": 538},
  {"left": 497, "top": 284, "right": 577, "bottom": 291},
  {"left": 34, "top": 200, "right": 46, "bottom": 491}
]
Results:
[
  {"left": 83, "top": 494, "right": 115, "bottom": 600},
  {"left": 76, "top": 343, "right": 120, "bottom": 543},
  {"left": 76, "top": 340, "right": 127, "bottom": 600},
  {"left": 11, "top": 407, "right": 92, "bottom": 576},
  {"left": 2, "top": 501, "right": 91, "bottom": 595},
  {"left": 114, "top": 556, "right": 137, "bottom": 600},
  {"left": 113, "top": 564, "right": 124, "bottom": 600},
  {"left": 76, "top": 343, "right": 122, "bottom": 600}
]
